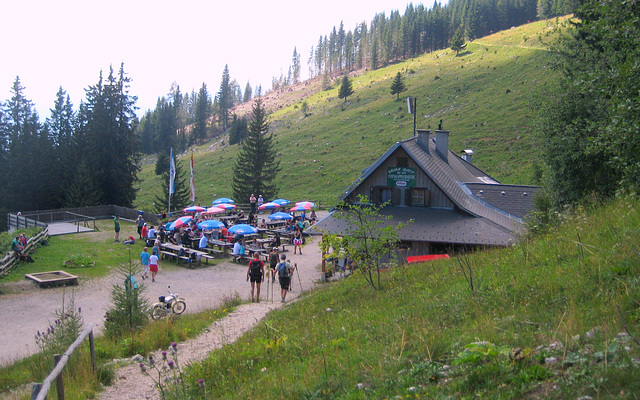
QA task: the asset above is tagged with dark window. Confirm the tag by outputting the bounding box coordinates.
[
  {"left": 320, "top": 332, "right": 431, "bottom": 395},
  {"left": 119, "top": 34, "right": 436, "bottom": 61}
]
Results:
[{"left": 408, "top": 188, "right": 429, "bottom": 207}]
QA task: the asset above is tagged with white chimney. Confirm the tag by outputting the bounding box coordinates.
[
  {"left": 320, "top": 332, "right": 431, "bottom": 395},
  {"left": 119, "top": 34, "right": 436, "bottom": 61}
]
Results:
[
  {"left": 435, "top": 130, "right": 450, "bottom": 162},
  {"left": 461, "top": 149, "right": 474, "bottom": 164}
]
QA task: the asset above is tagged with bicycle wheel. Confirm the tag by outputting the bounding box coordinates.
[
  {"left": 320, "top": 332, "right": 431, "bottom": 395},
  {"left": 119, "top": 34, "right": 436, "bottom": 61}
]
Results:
[
  {"left": 172, "top": 300, "right": 186, "bottom": 314},
  {"left": 151, "top": 305, "right": 164, "bottom": 320}
]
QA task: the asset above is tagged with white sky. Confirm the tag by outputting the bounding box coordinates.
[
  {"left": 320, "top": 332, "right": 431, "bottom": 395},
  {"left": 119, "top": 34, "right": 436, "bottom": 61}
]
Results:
[{"left": 1, "top": 0, "right": 426, "bottom": 119}]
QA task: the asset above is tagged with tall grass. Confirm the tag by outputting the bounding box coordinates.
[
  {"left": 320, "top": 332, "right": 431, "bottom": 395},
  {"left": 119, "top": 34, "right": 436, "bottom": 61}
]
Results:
[{"left": 169, "top": 196, "right": 640, "bottom": 399}]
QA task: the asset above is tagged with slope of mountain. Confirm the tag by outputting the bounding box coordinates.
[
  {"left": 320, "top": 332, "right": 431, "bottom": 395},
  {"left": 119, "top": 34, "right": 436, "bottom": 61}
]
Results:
[{"left": 135, "top": 18, "right": 565, "bottom": 210}]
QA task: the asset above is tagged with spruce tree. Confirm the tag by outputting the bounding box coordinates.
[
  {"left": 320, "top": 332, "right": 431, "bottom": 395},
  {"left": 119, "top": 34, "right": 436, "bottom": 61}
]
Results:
[
  {"left": 154, "top": 157, "right": 191, "bottom": 214},
  {"left": 231, "top": 98, "right": 281, "bottom": 203},
  {"left": 193, "top": 83, "right": 210, "bottom": 144},
  {"left": 338, "top": 75, "right": 354, "bottom": 103},
  {"left": 228, "top": 115, "right": 248, "bottom": 145},
  {"left": 216, "top": 65, "right": 234, "bottom": 130},
  {"left": 390, "top": 72, "right": 407, "bottom": 99}
]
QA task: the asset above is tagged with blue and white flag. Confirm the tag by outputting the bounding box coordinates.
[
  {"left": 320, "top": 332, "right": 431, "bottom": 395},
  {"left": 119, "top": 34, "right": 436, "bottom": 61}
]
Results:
[{"left": 169, "top": 148, "right": 176, "bottom": 195}]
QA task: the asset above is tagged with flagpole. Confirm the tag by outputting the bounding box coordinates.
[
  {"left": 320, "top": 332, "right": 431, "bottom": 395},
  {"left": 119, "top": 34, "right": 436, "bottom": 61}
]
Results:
[{"left": 168, "top": 148, "right": 176, "bottom": 216}]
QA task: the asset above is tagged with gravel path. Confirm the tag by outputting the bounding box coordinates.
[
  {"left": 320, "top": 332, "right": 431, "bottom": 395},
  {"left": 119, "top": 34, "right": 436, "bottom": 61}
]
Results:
[{"left": 0, "top": 236, "right": 323, "bottom": 368}]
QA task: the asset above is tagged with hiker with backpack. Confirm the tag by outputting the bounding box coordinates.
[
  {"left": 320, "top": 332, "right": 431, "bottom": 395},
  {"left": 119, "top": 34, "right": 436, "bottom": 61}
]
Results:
[
  {"left": 246, "top": 252, "right": 265, "bottom": 303},
  {"left": 276, "top": 254, "right": 297, "bottom": 303}
]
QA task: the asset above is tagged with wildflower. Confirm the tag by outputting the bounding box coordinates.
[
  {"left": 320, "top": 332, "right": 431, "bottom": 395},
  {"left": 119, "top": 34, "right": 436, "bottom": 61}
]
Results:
[
  {"left": 139, "top": 363, "right": 147, "bottom": 372},
  {"left": 168, "top": 360, "right": 175, "bottom": 369},
  {"left": 198, "top": 379, "right": 205, "bottom": 388},
  {"left": 171, "top": 342, "right": 177, "bottom": 349},
  {"left": 148, "top": 355, "right": 155, "bottom": 366},
  {"left": 78, "top": 307, "right": 82, "bottom": 313},
  {"left": 162, "top": 351, "right": 167, "bottom": 360}
]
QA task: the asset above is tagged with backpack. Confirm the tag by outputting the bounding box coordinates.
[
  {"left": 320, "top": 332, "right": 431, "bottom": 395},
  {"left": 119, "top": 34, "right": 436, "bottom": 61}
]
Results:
[
  {"left": 277, "top": 262, "right": 290, "bottom": 278},
  {"left": 249, "top": 260, "right": 262, "bottom": 278}
]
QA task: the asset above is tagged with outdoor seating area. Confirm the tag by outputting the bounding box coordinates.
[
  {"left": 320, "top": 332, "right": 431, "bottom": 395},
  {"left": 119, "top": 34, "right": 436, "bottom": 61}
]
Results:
[{"left": 150, "top": 197, "right": 318, "bottom": 267}]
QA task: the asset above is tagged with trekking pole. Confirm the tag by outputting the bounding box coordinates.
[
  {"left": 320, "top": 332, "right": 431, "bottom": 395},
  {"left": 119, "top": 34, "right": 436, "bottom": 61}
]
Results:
[{"left": 295, "top": 263, "right": 303, "bottom": 292}]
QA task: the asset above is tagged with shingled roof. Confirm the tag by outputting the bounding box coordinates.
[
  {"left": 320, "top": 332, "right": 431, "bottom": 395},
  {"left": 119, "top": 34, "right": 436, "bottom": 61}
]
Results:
[{"left": 311, "top": 131, "right": 539, "bottom": 247}]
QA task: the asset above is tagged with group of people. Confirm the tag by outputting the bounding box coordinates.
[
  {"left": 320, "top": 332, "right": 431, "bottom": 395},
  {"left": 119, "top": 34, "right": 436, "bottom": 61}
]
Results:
[{"left": 246, "top": 251, "right": 297, "bottom": 303}]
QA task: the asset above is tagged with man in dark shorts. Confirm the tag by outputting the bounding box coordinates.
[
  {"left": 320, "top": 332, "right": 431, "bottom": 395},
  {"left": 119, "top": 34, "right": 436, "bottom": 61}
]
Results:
[
  {"left": 276, "top": 254, "right": 296, "bottom": 303},
  {"left": 246, "top": 252, "right": 265, "bottom": 303}
]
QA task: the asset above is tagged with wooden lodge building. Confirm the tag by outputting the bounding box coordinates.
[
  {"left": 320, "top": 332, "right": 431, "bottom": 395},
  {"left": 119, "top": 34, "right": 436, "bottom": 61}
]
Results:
[{"left": 310, "top": 129, "right": 540, "bottom": 257}]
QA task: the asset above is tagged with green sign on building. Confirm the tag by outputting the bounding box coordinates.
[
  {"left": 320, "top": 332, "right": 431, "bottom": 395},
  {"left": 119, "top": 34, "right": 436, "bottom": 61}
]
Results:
[{"left": 387, "top": 167, "right": 416, "bottom": 187}]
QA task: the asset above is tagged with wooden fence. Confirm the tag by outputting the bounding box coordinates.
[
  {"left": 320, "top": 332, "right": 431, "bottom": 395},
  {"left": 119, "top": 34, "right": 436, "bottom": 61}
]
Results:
[
  {"left": 0, "top": 227, "right": 49, "bottom": 276},
  {"left": 31, "top": 324, "right": 96, "bottom": 400}
]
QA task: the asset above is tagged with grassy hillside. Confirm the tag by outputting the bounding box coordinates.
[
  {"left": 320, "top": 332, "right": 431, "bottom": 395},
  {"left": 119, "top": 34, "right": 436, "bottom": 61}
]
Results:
[
  {"left": 135, "top": 18, "right": 566, "bottom": 210},
  {"left": 171, "top": 195, "right": 640, "bottom": 399}
]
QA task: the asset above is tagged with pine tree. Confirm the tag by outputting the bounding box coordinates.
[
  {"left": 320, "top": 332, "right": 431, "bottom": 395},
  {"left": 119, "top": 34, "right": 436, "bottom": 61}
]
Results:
[
  {"left": 216, "top": 65, "right": 234, "bottom": 130},
  {"left": 228, "top": 115, "right": 248, "bottom": 145},
  {"left": 193, "top": 83, "right": 210, "bottom": 144},
  {"left": 390, "top": 72, "right": 407, "bottom": 99},
  {"left": 80, "top": 64, "right": 139, "bottom": 207},
  {"left": 451, "top": 27, "right": 467, "bottom": 54},
  {"left": 231, "top": 98, "right": 281, "bottom": 203},
  {"left": 153, "top": 158, "right": 191, "bottom": 214},
  {"left": 291, "top": 47, "right": 301, "bottom": 84},
  {"left": 338, "top": 75, "right": 354, "bottom": 103},
  {"left": 243, "top": 81, "right": 252, "bottom": 103}
]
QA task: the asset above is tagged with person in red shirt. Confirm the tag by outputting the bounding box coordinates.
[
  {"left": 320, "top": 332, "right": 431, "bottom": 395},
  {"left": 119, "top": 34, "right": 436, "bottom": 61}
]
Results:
[{"left": 246, "top": 252, "right": 265, "bottom": 303}]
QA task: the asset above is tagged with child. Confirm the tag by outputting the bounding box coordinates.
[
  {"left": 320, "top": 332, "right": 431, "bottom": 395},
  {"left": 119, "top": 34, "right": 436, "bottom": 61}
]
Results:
[
  {"left": 140, "top": 247, "right": 150, "bottom": 280},
  {"left": 149, "top": 250, "right": 159, "bottom": 282}
]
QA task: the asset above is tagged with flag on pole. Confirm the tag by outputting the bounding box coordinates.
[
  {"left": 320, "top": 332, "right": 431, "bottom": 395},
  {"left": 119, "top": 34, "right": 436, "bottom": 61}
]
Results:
[
  {"left": 169, "top": 148, "right": 176, "bottom": 196},
  {"left": 189, "top": 152, "right": 196, "bottom": 202}
]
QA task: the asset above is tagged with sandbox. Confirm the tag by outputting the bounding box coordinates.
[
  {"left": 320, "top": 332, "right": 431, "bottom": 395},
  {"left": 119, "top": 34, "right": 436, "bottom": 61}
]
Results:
[{"left": 25, "top": 271, "right": 78, "bottom": 288}]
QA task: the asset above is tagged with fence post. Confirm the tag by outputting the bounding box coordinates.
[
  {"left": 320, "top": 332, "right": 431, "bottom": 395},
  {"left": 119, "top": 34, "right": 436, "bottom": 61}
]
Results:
[
  {"left": 30, "top": 383, "right": 42, "bottom": 400},
  {"left": 89, "top": 330, "right": 96, "bottom": 372},
  {"left": 53, "top": 354, "right": 64, "bottom": 400}
]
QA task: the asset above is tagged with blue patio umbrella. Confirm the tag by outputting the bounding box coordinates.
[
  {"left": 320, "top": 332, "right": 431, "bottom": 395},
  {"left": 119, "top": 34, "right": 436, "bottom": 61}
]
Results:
[
  {"left": 228, "top": 224, "right": 258, "bottom": 235},
  {"left": 197, "top": 220, "right": 224, "bottom": 230},
  {"left": 272, "top": 198, "right": 290, "bottom": 206},
  {"left": 167, "top": 216, "right": 192, "bottom": 231},
  {"left": 212, "top": 197, "right": 235, "bottom": 205},
  {"left": 268, "top": 211, "right": 293, "bottom": 221}
]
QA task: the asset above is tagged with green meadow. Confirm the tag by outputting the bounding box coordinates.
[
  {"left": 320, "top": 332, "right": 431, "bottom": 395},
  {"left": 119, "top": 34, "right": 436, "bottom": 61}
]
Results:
[{"left": 134, "top": 18, "right": 566, "bottom": 210}]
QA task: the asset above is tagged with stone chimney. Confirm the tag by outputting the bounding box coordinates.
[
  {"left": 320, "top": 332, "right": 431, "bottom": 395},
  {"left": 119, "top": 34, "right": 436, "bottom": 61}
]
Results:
[
  {"left": 461, "top": 149, "right": 474, "bottom": 164},
  {"left": 416, "top": 129, "right": 431, "bottom": 153},
  {"left": 435, "top": 130, "right": 450, "bottom": 162}
]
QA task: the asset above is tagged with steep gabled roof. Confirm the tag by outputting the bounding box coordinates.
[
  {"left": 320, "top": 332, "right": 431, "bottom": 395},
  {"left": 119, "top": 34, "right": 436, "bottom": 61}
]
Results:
[{"left": 340, "top": 134, "right": 532, "bottom": 234}]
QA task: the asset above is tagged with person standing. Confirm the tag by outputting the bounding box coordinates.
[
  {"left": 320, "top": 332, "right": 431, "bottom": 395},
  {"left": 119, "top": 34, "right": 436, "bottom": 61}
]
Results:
[
  {"left": 136, "top": 214, "right": 145, "bottom": 239},
  {"left": 269, "top": 247, "right": 279, "bottom": 283},
  {"left": 257, "top": 195, "right": 264, "bottom": 208},
  {"left": 293, "top": 227, "right": 302, "bottom": 255},
  {"left": 249, "top": 193, "right": 257, "bottom": 215},
  {"left": 114, "top": 216, "right": 121, "bottom": 242},
  {"left": 246, "top": 252, "right": 265, "bottom": 303},
  {"left": 276, "top": 254, "right": 296, "bottom": 302},
  {"left": 149, "top": 250, "right": 159, "bottom": 282},
  {"left": 141, "top": 224, "right": 149, "bottom": 241},
  {"left": 140, "top": 247, "right": 151, "bottom": 280}
]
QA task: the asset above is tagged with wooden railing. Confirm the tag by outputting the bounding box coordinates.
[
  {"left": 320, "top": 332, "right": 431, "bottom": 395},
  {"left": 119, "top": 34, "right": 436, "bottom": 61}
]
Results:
[
  {"left": 0, "top": 227, "right": 48, "bottom": 276},
  {"left": 31, "top": 324, "right": 96, "bottom": 400}
]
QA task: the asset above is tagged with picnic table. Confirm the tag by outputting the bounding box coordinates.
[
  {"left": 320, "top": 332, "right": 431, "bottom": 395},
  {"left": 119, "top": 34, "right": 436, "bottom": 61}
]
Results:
[
  {"left": 208, "top": 239, "right": 233, "bottom": 256},
  {"left": 160, "top": 243, "right": 215, "bottom": 266}
]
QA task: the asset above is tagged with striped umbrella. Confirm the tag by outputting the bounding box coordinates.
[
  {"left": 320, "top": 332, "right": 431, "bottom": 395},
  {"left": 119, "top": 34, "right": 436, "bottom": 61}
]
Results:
[
  {"left": 202, "top": 207, "right": 226, "bottom": 215},
  {"left": 182, "top": 206, "right": 207, "bottom": 213},
  {"left": 215, "top": 203, "right": 237, "bottom": 210},
  {"left": 167, "top": 216, "right": 192, "bottom": 231},
  {"left": 258, "top": 202, "right": 281, "bottom": 210}
]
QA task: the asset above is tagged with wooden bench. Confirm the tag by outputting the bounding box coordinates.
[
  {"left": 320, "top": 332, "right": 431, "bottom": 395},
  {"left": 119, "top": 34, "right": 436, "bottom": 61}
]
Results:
[{"left": 160, "top": 251, "right": 178, "bottom": 261}]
